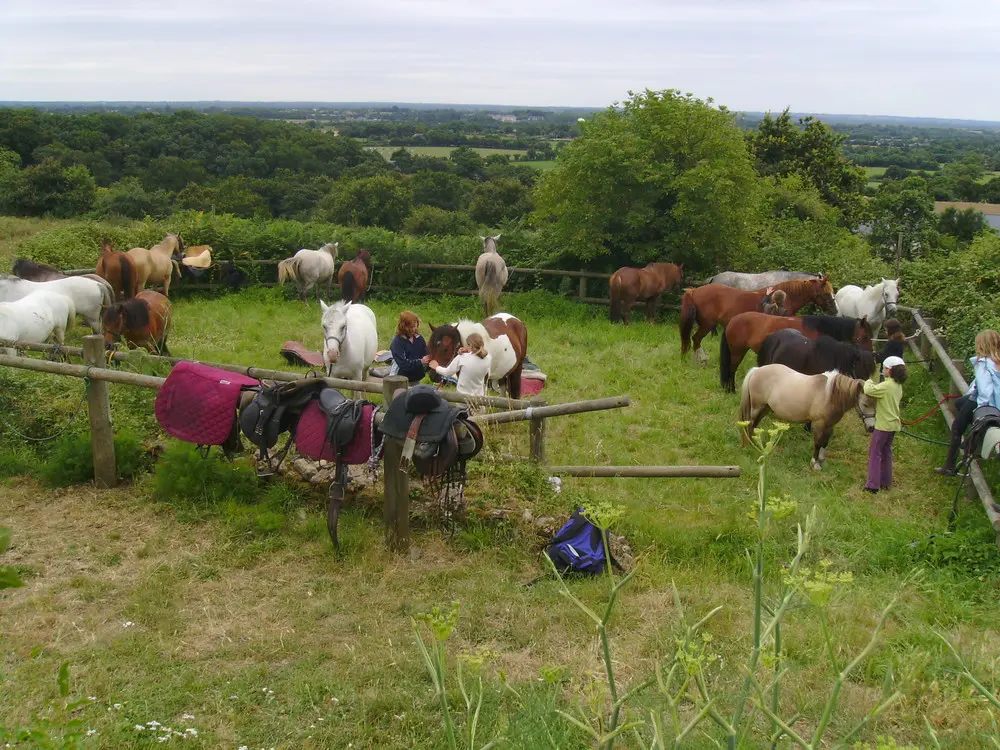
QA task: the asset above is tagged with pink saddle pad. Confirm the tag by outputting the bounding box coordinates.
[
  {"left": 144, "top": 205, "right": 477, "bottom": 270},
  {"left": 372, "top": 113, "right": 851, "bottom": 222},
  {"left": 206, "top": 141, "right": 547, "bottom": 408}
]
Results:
[
  {"left": 295, "top": 401, "right": 375, "bottom": 464},
  {"left": 155, "top": 362, "right": 259, "bottom": 445}
]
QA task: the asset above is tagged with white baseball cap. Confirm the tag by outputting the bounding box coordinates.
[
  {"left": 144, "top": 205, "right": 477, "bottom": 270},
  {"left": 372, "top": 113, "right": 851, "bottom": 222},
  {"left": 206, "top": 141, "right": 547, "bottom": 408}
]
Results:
[{"left": 883, "top": 356, "right": 905, "bottom": 369}]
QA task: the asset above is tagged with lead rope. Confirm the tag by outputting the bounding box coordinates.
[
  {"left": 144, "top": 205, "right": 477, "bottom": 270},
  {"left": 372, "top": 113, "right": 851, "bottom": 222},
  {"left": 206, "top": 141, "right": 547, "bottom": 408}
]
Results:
[{"left": 0, "top": 379, "right": 90, "bottom": 442}]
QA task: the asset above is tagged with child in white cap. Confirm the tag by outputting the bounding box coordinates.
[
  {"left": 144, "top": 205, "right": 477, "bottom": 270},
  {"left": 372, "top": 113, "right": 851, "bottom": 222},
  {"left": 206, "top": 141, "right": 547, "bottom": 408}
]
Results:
[{"left": 862, "top": 355, "right": 907, "bottom": 493}]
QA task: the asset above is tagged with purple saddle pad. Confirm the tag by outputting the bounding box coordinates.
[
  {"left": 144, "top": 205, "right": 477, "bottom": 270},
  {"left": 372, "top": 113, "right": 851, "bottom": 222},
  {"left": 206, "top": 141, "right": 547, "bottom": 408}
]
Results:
[
  {"left": 295, "top": 401, "right": 376, "bottom": 464},
  {"left": 155, "top": 362, "right": 259, "bottom": 445}
]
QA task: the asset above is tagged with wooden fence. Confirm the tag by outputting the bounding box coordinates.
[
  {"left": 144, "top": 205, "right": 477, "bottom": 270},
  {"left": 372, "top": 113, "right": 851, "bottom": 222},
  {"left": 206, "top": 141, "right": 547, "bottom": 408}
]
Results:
[
  {"left": 900, "top": 306, "right": 1000, "bottom": 543},
  {"left": 65, "top": 261, "right": 699, "bottom": 309},
  {"left": 0, "top": 337, "right": 740, "bottom": 552}
]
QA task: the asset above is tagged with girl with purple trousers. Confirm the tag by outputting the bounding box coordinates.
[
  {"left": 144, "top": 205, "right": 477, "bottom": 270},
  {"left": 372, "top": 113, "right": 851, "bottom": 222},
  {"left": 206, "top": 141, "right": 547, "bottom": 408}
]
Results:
[{"left": 862, "top": 355, "right": 908, "bottom": 493}]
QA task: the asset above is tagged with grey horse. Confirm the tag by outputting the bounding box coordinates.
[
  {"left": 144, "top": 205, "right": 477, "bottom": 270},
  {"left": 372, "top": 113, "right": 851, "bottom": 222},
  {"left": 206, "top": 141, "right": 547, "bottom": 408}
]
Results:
[
  {"left": 708, "top": 271, "right": 824, "bottom": 291},
  {"left": 475, "top": 235, "right": 508, "bottom": 316}
]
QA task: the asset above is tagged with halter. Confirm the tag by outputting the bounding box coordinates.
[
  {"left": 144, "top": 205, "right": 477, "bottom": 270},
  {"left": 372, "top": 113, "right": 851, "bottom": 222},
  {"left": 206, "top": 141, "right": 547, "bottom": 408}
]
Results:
[
  {"left": 880, "top": 284, "right": 897, "bottom": 315},
  {"left": 325, "top": 333, "right": 343, "bottom": 352}
]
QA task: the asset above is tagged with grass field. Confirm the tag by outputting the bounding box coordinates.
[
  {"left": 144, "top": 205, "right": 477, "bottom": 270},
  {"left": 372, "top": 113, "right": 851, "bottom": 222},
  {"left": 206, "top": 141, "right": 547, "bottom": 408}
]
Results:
[{"left": 3, "top": 220, "right": 1000, "bottom": 746}]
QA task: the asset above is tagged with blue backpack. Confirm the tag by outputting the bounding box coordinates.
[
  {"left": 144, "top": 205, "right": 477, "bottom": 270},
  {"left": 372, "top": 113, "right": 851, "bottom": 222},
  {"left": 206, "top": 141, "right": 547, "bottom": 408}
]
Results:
[{"left": 545, "top": 509, "right": 618, "bottom": 575}]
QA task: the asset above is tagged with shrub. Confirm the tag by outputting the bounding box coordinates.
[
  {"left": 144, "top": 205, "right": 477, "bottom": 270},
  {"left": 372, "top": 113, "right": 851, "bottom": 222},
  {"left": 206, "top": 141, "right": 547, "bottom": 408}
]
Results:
[
  {"left": 151, "top": 440, "right": 258, "bottom": 505},
  {"left": 40, "top": 429, "right": 151, "bottom": 487},
  {"left": 404, "top": 206, "right": 478, "bottom": 237}
]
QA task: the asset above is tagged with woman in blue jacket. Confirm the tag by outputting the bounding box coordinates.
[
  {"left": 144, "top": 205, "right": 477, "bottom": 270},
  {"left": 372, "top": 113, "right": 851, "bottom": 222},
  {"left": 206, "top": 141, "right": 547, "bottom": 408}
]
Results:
[
  {"left": 936, "top": 329, "right": 1000, "bottom": 475},
  {"left": 388, "top": 310, "right": 429, "bottom": 384}
]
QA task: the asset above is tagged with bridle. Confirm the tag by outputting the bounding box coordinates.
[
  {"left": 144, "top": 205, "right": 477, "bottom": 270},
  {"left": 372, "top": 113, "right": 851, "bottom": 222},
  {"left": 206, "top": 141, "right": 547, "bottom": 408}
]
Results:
[{"left": 880, "top": 284, "right": 897, "bottom": 316}]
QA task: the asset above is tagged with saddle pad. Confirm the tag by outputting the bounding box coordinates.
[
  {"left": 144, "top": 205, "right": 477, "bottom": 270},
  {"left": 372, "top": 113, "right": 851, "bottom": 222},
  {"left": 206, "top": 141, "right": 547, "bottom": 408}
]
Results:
[
  {"left": 280, "top": 341, "right": 326, "bottom": 369},
  {"left": 155, "top": 362, "right": 259, "bottom": 445},
  {"left": 295, "top": 401, "right": 376, "bottom": 464}
]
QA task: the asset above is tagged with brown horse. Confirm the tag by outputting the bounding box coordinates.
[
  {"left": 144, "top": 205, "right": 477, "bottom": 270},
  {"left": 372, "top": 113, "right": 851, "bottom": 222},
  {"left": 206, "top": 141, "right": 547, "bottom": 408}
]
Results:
[
  {"left": 679, "top": 277, "right": 836, "bottom": 364},
  {"left": 14, "top": 256, "right": 118, "bottom": 300},
  {"left": 740, "top": 364, "right": 873, "bottom": 470},
  {"left": 428, "top": 313, "right": 528, "bottom": 399},
  {"left": 719, "top": 312, "right": 872, "bottom": 392},
  {"left": 102, "top": 290, "right": 172, "bottom": 354},
  {"left": 609, "top": 262, "right": 683, "bottom": 324},
  {"left": 127, "top": 234, "right": 183, "bottom": 297},
  {"left": 338, "top": 249, "right": 372, "bottom": 302},
  {"left": 95, "top": 239, "right": 139, "bottom": 301}
]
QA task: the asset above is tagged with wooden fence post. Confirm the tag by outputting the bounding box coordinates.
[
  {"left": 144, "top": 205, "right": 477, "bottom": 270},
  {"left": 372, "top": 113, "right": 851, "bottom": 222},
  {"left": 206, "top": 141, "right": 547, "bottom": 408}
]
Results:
[
  {"left": 529, "top": 397, "right": 547, "bottom": 463},
  {"left": 578, "top": 276, "right": 587, "bottom": 303},
  {"left": 920, "top": 316, "right": 935, "bottom": 372},
  {"left": 381, "top": 376, "right": 409, "bottom": 553},
  {"left": 82, "top": 335, "right": 117, "bottom": 489}
]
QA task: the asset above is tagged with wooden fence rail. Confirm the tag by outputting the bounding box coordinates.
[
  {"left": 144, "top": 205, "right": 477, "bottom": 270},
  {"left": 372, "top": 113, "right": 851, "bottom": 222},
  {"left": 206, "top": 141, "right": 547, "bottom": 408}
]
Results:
[{"left": 899, "top": 306, "right": 1000, "bottom": 542}]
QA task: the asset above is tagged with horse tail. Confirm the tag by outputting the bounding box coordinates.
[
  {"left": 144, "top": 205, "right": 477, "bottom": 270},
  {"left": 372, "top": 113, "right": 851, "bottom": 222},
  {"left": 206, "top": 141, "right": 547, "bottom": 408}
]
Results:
[
  {"left": 171, "top": 259, "right": 182, "bottom": 280},
  {"left": 278, "top": 258, "right": 298, "bottom": 285},
  {"left": 679, "top": 289, "right": 698, "bottom": 355},
  {"left": 119, "top": 254, "right": 136, "bottom": 300},
  {"left": 740, "top": 367, "right": 758, "bottom": 423},
  {"left": 720, "top": 326, "right": 735, "bottom": 392},
  {"left": 480, "top": 261, "right": 501, "bottom": 316},
  {"left": 341, "top": 270, "right": 357, "bottom": 302},
  {"left": 609, "top": 273, "right": 623, "bottom": 323},
  {"left": 97, "top": 277, "right": 114, "bottom": 309}
]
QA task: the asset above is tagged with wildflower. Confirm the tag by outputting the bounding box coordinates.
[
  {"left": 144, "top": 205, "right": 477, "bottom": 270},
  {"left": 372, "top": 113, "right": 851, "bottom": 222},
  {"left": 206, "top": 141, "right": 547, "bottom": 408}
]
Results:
[
  {"left": 134, "top": 725, "right": 146, "bottom": 731},
  {"left": 185, "top": 728, "right": 198, "bottom": 736},
  {"left": 86, "top": 730, "right": 97, "bottom": 736},
  {"left": 122, "top": 621, "right": 135, "bottom": 628},
  {"left": 238, "top": 746, "right": 248, "bottom": 750},
  {"left": 329, "top": 697, "right": 339, "bottom": 704},
  {"left": 113, "top": 703, "right": 122, "bottom": 710},
  {"left": 457, "top": 645, "right": 499, "bottom": 674},
  {"left": 581, "top": 500, "right": 626, "bottom": 531},
  {"left": 147, "top": 721, "right": 161, "bottom": 727},
  {"left": 87, "top": 696, "right": 97, "bottom": 701},
  {"left": 181, "top": 713, "right": 195, "bottom": 720},
  {"left": 416, "top": 601, "right": 460, "bottom": 642}
]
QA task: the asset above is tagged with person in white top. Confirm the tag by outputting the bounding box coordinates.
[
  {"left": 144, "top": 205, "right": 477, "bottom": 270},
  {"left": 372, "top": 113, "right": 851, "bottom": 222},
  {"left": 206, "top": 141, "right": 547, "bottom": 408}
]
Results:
[{"left": 430, "top": 333, "right": 493, "bottom": 397}]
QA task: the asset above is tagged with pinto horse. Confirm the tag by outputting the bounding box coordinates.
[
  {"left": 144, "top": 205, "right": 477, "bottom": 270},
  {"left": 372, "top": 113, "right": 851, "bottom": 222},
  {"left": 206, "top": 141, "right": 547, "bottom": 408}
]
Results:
[
  {"left": 758, "top": 330, "right": 875, "bottom": 381},
  {"left": 428, "top": 313, "right": 528, "bottom": 399},
  {"left": 102, "top": 290, "right": 172, "bottom": 355},
  {"left": 609, "top": 262, "right": 683, "bottom": 324},
  {"left": 741, "top": 364, "right": 873, "bottom": 470},
  {"left": 719, "top": 312, "right": 872, "bottom": 392},
  {"left": 96, "top": 239, "right": 139, "bottom": 301},
  {"left": 338, "top": 249, "right": 372, "bottom": 302},
  {"left": 680, "top": 277, "right": 836, "bottom": 364}
]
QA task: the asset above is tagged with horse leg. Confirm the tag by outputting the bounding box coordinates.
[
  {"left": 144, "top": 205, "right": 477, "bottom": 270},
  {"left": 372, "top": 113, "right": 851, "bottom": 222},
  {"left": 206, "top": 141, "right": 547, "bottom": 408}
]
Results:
[
  {"left": 811, "top": 424, "right": 831, "bottom": 470},
  {"left": 742, "top": 405, "right": 768, "bottom": 446},
  {"left": 693, "top": 323, "right": 714, "bottom": 365},
  {"left": 85, "top": 309, "right": 102, "bottom": 334},
  {"left": 163, "top": 272, "right": 171, "bottom": 298},
  {"left": 646, "top": 295, "right": 661, "bottom": 325}
]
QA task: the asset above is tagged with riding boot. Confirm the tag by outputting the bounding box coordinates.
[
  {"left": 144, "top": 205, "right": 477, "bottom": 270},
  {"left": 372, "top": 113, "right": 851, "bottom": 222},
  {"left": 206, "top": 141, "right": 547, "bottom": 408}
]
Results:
[{"left": 935, "top": 440, "right": 960, "bottom": 476}]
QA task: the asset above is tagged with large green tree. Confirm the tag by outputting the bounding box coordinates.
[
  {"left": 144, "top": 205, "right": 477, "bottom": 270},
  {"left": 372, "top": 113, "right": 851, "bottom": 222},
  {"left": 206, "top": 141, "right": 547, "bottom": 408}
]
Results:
[
  {"left": 868, "top": 176, "right": 938, "bottom": 261},
  {"left": 747, "top": 110, "right": 868, "bottom": 227},
  {"left": 533, "top": 89, "right": 760, "bottom": 269}
]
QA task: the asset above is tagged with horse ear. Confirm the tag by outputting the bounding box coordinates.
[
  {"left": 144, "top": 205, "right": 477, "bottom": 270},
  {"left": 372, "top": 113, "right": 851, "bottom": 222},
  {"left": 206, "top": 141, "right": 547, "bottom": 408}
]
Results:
[
  {"left": 478, "top": 236, "right": 486, "bottom": 242},
  {"left": 320, "top": 300, "right": 329, "bottom": 312},
  {"left": 493, "top": 234, "right": 501, "bottom": 241}
]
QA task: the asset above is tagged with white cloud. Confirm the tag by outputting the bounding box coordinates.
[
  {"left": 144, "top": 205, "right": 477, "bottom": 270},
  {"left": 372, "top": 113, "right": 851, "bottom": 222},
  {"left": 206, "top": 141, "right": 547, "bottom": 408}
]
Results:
[{"left": 0, "top": 0, "right": 997, "bottom": 119}]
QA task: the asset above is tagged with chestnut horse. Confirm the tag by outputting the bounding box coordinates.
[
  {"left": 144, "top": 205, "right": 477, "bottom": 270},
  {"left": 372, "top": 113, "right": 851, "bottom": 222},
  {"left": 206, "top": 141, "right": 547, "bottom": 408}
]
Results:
[
  {"left": 719, "top": 312, "right": 872, "bottom": 392},
  {"left": 609, "top": 262, "right": 683, "bottom": 324},
  {"left": 96, "top": 239, "right": 139, "bottom": 301},
  {"left": 102, "top": 290, "right": 172, "bottom": 355},
  {"left": 679, "top": 277, "right": 836, "bottom": 364},
  {"left": 428, "top": 313, "right": 528, "bottom": 399},
  {"left": 338, "top": 249, "right": 372, "bottom": 303}
]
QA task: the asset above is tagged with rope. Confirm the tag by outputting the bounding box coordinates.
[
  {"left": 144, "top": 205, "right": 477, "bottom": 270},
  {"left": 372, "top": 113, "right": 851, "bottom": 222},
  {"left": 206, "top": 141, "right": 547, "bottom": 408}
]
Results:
[
  {"left": 0, "top": 380, "right": 89, "bottom": 443},
  {"left": 899, "top": 429, "right": 952, "bottom": 446},
  {"left": 902, "top": 394, "right": 960, "bottom": 426}
]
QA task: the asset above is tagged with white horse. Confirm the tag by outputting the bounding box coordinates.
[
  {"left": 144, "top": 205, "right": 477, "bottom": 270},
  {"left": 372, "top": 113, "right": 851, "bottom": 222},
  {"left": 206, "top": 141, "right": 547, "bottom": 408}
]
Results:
[
  {"left": 0, "top": 274, "right": 112, "bottom": 333},
  {"left": 0, "top": 290, "right": 76, "bottom": 354},
  {"left": 279, "top": 242, "right": 338, "bottom": 303},
  {"left": 835, "top": 278, "right": 900, "bottom": 339},
  {"left": 475, "top": 235, "right": 508, "bottom": 316},
  {"left": 455, "top": 317, "right": 517, "bottom": 387},
  {"left": 320, "top": 300, "right": 378, "bottom": 382}
]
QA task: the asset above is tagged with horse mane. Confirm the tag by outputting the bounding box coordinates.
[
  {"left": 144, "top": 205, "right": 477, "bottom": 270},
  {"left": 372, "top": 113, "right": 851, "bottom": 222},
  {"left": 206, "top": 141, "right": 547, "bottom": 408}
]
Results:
[
  {"left": 13, "top": 258, "right": 61, "bottom": 277},
  {"left": 119, "top": 299, "right": 150, "bottom": 329},
  {"left": 773, "top": 278, "right": 820, "bottom": 298},
  {"left": 825, "top": 372, "right": 862, "bottom": 414},
  {"left": 802, "top": 315, "right": 859, "bottom": 339},
  {"left": 355, "top": 248, "right": 372, "bottom": 274}
]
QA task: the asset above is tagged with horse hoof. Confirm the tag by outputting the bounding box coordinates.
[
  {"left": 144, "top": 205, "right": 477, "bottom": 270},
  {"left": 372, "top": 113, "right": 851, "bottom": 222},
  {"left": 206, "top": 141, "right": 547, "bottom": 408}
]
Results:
[{"left": 811, "top": 461, "right": 823, "bottom": 471}]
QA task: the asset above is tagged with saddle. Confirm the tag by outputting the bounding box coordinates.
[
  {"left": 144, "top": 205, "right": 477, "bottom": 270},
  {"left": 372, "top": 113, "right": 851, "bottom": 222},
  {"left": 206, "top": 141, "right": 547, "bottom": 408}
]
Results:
[
  {"left": 965, "top": 406, "right": 1000, "bottom": 461},
  {"left": 239, "top": 378, "right": 328, "bottom": 467},
  {"left": 280, "top": 341, "right": 326, "bottom": 369},
  {"left": 294, "top": 388, "right": 378, "bottom": 464},
  {"left": 379, "top": 384, "right": 483, "bottom": 477},
  {"left": 154, "top": 362, "right": 260, "bottom": 455}
]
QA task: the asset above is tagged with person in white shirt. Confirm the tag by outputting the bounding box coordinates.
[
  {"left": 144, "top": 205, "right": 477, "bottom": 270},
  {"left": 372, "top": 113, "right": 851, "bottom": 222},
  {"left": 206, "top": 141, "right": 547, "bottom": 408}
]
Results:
[{"left": 430, "top": 333, "right": 492, "bottom": 397}]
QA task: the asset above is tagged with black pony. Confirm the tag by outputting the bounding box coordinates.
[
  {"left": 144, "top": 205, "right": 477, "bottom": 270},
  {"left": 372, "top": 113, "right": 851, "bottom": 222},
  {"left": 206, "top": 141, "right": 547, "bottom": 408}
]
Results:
[{"left": 758, "top": 329, "right": 875, "bottom": 380}]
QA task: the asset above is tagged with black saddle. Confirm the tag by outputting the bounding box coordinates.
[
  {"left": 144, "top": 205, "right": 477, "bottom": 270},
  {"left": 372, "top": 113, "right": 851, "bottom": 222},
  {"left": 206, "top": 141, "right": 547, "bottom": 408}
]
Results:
[
  {"left": 379, "top": 385, "right": 464, "bottom": 443},
  {"left": 239, "top": 378, "right": 327, "bottom": 467},
  {"left": 966, "top": 406, "right": 1000, "bottom": 460},
  {"left": 318, "top": 387, "right": 367, "bottom": 456}
]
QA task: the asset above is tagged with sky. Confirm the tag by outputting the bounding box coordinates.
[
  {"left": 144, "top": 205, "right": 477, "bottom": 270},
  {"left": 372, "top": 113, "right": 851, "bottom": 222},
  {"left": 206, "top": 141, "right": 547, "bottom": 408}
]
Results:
[{"left": 1, "top": 0, "right": 998, "bottom": 121}]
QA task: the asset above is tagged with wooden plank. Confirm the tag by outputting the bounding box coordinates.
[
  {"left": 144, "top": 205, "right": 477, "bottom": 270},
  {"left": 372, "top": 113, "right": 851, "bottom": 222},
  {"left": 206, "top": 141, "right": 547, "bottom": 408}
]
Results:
[
  {"left": 528, "top": 397, "right": 546, "bottom": 463},
  {"left": 82, "top": 336, "right": 118, "bottom": 488},
  {"left": 381, "top": 377, "right": 410, "bottom": 553},
  {"left": 475, "top": 395, "right": 630, "bottom": 425}
]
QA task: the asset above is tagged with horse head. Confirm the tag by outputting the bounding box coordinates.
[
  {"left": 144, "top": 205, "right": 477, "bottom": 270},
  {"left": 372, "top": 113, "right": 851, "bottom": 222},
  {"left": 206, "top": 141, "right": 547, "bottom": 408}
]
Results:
[
  {"left": 880, "top": 278, "right": 900, "bottom": 316},
  {"left": 482, "top": 235, "right": 500, "bottom": 254},
  {"left": 356, "top": 248, "right": 372, "bottom": 273},
  {"left": 100, "top": 238, "right": 114, "bottom": 256},
  {"left": 102, "top": 304, "right": 126, "bottom": 349},
  {"left": 320, "top": 300, "right": 349, "bottom": 365},
  {"left": 428, "top": 322, "right": 461, "bottom": 369},
  {"left": 854, "top": 316, "right": 873, "bottom": 350},
  {"left": 813, "top": 275, "right": 837, "bottom": 314}
]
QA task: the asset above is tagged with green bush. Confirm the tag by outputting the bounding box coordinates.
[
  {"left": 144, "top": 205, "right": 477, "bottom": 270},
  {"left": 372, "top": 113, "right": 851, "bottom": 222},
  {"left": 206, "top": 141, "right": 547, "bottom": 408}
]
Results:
[
  {"left": 151, "top": 440, "right": 259, "bottom": 505},
  {"left": 39, "top": 429, "right": 151, "bottom": 487},
  {"left": 0, "top": 443, "right": 40, "bottom": 480}
]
